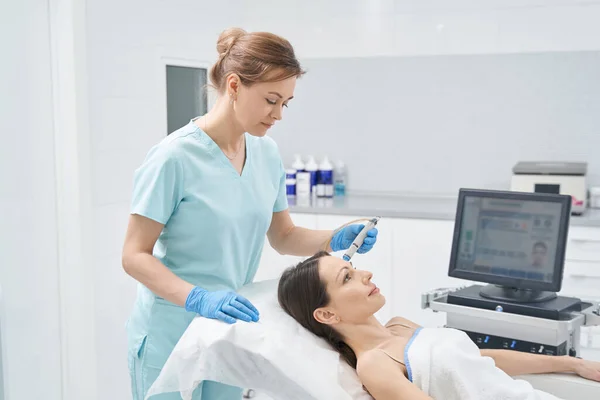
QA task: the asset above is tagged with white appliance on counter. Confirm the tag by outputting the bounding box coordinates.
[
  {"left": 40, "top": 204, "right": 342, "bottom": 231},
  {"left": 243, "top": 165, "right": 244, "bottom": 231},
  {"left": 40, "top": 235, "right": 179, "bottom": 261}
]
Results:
[{"left": 511, "top": 161, "right": 588, "bottom": 215}]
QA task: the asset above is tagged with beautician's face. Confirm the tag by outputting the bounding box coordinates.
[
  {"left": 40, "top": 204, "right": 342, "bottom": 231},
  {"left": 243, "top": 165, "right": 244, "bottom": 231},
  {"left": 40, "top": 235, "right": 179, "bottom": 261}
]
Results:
[
  {"left": 316, "top": 256, "right": 385, "bottom": 324},
  {"left": 230, "top": 72, "right": 296, "bottom": 137}
]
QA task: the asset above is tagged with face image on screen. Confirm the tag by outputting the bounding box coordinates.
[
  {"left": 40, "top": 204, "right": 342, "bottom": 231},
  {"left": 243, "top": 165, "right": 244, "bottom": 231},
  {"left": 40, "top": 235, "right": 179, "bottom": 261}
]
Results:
[{"left": 455, "top": 196, "right": 562, "bottom": 283}]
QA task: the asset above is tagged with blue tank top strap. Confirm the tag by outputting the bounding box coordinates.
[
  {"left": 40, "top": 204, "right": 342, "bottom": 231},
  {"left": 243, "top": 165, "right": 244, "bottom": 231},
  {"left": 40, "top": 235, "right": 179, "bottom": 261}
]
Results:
[{"left": 404, "top": 327, "right": 423, "bottom": 382}]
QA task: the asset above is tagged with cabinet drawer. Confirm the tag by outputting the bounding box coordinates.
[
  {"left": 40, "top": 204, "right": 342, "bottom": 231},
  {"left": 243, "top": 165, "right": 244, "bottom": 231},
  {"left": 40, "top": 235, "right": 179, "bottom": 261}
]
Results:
[
  {"left": 560, "top": 260, "right": 600, "bottom": 300},
  {"left": 591, "top": 327, "right": 600, "bottom": 351},
  {"left": 564, "top": 260, "right": 600, "bottom": 278},
  {"left": 566, "top": 228, "right": 600, "bottom": 262}
]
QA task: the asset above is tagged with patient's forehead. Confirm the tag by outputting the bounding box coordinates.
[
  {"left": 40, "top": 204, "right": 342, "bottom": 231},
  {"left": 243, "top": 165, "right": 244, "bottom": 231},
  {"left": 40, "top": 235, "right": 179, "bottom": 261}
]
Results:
[{"left": 318, "top": 256, "right": 348, "bottom": 282}]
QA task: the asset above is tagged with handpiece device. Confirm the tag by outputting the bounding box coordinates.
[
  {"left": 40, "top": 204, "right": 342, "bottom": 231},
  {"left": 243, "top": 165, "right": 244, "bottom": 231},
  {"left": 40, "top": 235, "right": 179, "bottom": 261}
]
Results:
[{"left": 342, "top": 217, "right": 380, "bottom": 263}]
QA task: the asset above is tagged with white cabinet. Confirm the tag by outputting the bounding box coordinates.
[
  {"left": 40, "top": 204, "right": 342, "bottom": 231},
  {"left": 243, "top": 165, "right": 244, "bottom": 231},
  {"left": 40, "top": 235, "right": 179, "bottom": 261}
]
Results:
[
  {"left": 254, "top": 213, "right": 318, "bottom": 282},
  {"left": 561, "top": 226, "right": 600, "bottom": 356},
  {"left": 315, "top": 214, "right": 395, "bottom": 324},
  {"left": 565, "top": 226, "right": 600, "bottom": 263},
  {"left": 560, "top": 260, "right": 600, "bottom": 301},
  {"left": 560, "top": 226, "right": 600, "bottom": 302}
]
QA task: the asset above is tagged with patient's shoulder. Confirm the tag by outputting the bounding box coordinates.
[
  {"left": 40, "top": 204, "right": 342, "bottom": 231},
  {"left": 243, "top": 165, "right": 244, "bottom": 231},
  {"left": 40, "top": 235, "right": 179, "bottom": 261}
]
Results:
[
  {"left": 357, "top": 350, "right": 408, "bottom": 387},
  {"left": 385, "top": 316, "right": 421, "bottom": 329},
  {"left": 356, "top": 350, "right": 391, "bottom": 378}
]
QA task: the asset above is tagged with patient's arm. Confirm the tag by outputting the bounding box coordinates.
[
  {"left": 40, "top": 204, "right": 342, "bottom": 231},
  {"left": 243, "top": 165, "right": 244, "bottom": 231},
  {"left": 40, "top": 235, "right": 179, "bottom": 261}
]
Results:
[
  {"left": 483, "top": 350, "right": 600, "bottom": 381},
  {"left": 480, "top": 349, "right": 579, "bottom": 376},
  {"left": 357, "top": 350, "right": 433, "bottom": 400}
]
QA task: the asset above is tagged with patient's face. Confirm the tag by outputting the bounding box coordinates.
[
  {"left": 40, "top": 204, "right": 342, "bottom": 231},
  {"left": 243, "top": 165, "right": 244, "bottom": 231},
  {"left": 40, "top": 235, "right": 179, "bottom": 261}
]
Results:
[{"left": 317, "top": 256, "right": 385, "bottom": 324}]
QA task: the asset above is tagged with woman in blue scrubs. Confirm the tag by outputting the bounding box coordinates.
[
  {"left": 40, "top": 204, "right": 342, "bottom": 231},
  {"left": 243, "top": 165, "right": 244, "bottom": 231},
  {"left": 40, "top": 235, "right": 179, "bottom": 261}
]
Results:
[{"left": 121, "top": 27, "right": 379, "bottom": 400}]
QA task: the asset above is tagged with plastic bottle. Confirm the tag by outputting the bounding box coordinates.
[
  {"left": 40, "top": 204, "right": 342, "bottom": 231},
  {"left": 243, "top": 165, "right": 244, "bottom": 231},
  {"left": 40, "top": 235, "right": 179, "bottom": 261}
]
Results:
[
  {"left": 304, "top": 155, "right": 319, "bottom": 196},
  {"left": 317, "top": 156, "right": 334, "bottom": 198},
  {"left": 285, "top": 155, "right": 305, "bottom": 198},
  {"left": 334, "top": 161, "right": 346, "bottom": 196},
  {"left": 285, "top": 169, "right": 296, "bottom": 196},
  {"left": 292, "top": 154, "right": 305, "bottom": 173},
  {"left": 296, "top": 171, "right": 311, "bottom": 197}
]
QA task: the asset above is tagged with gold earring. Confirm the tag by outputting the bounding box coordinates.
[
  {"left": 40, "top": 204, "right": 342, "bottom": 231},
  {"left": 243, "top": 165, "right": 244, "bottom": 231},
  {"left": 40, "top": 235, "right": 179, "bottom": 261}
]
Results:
[{"left": 229, "top": 93, "right": 234, "bottom": 105}]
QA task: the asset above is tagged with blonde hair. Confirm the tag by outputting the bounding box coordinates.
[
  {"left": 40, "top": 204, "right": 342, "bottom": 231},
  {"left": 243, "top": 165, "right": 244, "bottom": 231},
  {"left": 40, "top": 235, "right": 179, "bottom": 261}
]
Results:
[{"left": 209, "top": 27, "right": 305, "bottom": 92}]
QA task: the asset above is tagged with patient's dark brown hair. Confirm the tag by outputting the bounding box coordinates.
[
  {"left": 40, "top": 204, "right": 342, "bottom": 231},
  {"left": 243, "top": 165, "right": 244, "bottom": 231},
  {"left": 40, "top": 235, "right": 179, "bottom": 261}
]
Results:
[{"left": 277, "top": 251, "right": 357, "bottom": 368}]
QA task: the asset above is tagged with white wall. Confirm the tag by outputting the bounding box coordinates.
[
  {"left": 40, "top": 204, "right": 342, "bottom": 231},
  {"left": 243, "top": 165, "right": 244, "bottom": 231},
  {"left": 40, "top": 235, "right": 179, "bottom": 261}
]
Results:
[
  {"left": 0, "top": 1, "right": 63, "bottom": 399},
  {"left": 1, "top": 1, "right": 96, "bottom": 399},
  {"left": 278, "top": 52, "right": 600, "bottom": 194},
  {"left": 270, "top": 0, "right": 600, "bottom": 58},
  {"left": 82, "top": 1, "right": 600, "bottom": 398}
]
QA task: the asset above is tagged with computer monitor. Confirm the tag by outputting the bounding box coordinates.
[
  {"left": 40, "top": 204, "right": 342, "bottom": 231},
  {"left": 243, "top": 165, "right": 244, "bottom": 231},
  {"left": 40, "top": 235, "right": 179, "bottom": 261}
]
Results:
[{"left": 448, "top": 189, "right": 572, "bottom": 303}]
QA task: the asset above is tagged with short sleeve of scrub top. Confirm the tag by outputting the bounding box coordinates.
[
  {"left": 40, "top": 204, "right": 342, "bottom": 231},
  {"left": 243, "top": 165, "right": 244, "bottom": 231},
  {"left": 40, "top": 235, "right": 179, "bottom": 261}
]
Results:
[
  {"left": 128, "top": 121, "right": 288, "bottom": 292},
  {"left": 130, "top": 145, "right": 185, "bottom": 225}
]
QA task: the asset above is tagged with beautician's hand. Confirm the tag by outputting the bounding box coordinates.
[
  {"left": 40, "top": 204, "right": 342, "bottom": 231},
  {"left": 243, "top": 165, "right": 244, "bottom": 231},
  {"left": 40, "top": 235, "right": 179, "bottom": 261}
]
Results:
[
  {"left": 330, "top": 224, "right": 379, "bottom": 254},
  {"left": 574, "top": 358, "right": 600, "bottom": 382},
  {"left": 185, "top": 287, "right": 260, "bottom": 324}
]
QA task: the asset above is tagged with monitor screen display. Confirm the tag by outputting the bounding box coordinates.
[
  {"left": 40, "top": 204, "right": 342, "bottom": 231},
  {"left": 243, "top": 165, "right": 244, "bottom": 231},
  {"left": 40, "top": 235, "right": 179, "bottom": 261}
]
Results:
[{"left": 454, "top": 195, "right": 563, "bottom": 284}]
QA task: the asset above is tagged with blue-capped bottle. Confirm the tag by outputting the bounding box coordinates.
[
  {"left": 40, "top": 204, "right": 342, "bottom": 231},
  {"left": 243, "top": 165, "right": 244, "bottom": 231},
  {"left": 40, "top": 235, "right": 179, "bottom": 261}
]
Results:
[
  {"left": 305, "top": 155, "right": 319, "bottom": 197},
  {"left": 285, "top": 168, "right": 297, "bottom": 196},
  {"left": 286, "top": 155, "right": 305, "bottom": 197},
  {"left": 317, "top": 156, "right": 334, "bottom": 198}
]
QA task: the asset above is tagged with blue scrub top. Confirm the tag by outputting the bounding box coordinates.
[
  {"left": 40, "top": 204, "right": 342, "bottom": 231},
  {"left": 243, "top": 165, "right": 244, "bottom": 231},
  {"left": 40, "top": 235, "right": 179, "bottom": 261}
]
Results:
[{"left": 130, "top": 118, "right": 288, "bottom": 292}]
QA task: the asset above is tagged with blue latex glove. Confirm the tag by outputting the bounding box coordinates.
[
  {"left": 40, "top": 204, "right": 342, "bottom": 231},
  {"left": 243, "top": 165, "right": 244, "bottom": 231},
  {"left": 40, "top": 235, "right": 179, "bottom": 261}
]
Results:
[
  {"left": 185, "top": 287, "right": 260, "bottom": 324},
  {"left": 330, "top": 224, "right": 379, "bottom": 254}
]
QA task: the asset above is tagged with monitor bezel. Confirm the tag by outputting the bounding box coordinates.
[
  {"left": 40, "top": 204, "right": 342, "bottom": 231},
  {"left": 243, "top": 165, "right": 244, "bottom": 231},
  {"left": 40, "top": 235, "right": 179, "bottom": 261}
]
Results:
[{"left": 448, "top": 188, "right": 572, "bottom": 292}]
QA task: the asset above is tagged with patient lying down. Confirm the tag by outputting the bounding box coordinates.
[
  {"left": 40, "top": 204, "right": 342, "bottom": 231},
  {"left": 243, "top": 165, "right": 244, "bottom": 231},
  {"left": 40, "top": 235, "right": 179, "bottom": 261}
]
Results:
[{"left": 277, "top": 251, "right": 600, "bottom": 400}]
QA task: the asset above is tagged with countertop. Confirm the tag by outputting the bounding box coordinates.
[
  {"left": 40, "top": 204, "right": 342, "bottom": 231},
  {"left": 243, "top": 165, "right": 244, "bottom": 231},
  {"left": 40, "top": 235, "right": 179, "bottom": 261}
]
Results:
[{"left": 288, "top": 193, "right": 600, "bottom": 228}]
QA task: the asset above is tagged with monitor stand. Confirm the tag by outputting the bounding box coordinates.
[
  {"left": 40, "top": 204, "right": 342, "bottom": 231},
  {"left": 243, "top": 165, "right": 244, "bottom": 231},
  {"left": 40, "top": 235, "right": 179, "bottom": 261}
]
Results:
[{"left": 479, "top": 284, "right": 557, "bottom": 303}]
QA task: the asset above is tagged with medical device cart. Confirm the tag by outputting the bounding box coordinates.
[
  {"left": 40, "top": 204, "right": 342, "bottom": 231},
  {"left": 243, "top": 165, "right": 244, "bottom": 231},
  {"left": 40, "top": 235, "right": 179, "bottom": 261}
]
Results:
[{"left": 422, "top": 287, "right": 600, "bottom": 357}]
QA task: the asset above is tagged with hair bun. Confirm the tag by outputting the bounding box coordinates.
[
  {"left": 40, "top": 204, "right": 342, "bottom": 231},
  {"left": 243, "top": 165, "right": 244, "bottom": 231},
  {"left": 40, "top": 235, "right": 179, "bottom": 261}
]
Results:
[
  {"left": 216, "top": 27, "right": 246, "bottom": 57},
  {"left": 209, "top": 27, "right": 304, "bottom": 93}
]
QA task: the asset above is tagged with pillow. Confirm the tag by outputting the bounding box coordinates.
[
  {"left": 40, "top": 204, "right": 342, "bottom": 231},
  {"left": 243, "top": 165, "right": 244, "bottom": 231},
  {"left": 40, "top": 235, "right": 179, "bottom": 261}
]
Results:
[{"left": 146, "top": 279, "right": 373, "bottom": 400}]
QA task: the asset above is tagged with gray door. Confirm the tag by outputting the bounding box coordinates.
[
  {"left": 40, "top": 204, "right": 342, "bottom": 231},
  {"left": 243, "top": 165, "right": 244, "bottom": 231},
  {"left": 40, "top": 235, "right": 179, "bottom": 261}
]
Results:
[{"left": 166, "top": 65, "right": 208, "bottom": 134}]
